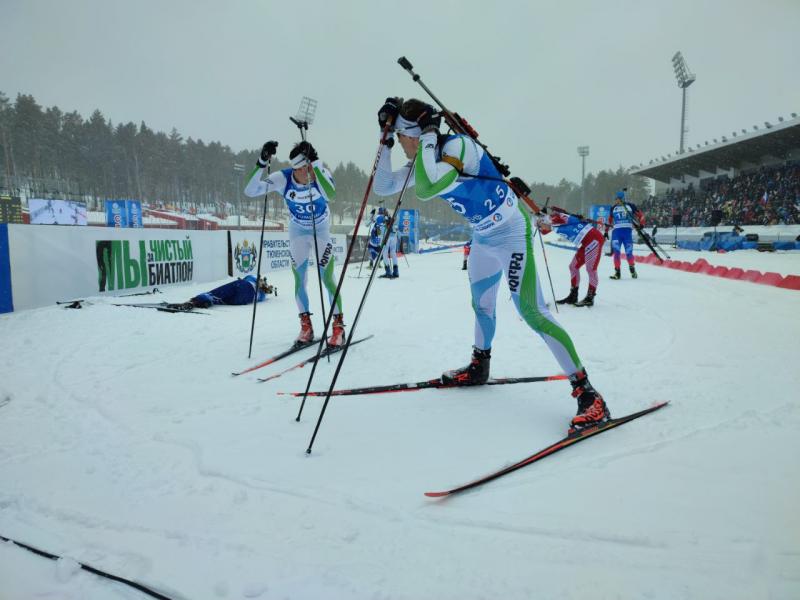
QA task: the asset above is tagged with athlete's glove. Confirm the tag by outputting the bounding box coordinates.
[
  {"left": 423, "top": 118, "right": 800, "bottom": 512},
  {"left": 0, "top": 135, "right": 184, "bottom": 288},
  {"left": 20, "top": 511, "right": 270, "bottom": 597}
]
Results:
[
  {"left": 378, "top": 97, "right": 401, "bottom": 129},
  {"left": 294, "top": 141, "right": 319, "bottom": 163},
  {"left": 258, "top": 141, "right": 278, "bottom": 167},
  {"left": 418, "top": 105, "right": 441, "bottom": 134}
]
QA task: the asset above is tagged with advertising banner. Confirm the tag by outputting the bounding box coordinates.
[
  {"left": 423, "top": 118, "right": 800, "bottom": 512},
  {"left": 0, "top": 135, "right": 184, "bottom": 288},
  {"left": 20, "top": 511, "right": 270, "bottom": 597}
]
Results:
[
  {"left": 398, "top": 209, "right": 419, "bottom": 252},
  {"left": 105, "top": 200, "right": 129, "bottom": 227},
  {"left": 0, "top": 224, "right": 12, "bottom": 313},
  {"left": 127, "top": 200, "right": 143, "bottom": 228},
  {"left": 0, "top": 195, "right": 23, "bottom": 224},
  {"left": 229, "top": 231, "right": 347, "bottom": 277},
  {"left": 29, "top": 199, "right": 87, "bottom": 225},
  {"left": 589, "top": 204, "right": 612, "bottom": 225},
  {"left": 6, "top": 226, "right": 228, "bottom": 310}
]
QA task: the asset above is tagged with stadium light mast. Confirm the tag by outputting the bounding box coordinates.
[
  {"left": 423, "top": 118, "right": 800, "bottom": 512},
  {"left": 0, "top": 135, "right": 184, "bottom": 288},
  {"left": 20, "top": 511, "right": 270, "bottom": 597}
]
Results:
[
  {"left": 577, "top": 146, "right": 589, "bottom": 215},
  {"left": 672, "top": 51, "right": 696, "bottom": 154}
]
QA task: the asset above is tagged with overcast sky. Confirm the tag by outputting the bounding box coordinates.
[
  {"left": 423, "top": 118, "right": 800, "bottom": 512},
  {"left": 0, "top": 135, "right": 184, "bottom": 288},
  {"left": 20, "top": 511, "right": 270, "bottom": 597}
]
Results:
[{"left": 2, "top": 0, "right": 798, "bottom": 184}]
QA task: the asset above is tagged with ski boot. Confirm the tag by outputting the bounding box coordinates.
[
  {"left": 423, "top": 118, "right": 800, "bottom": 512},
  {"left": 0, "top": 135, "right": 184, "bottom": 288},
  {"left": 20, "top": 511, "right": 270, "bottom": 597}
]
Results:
[
  {"left": 630, "top": 265, "right": 638, "bottom": 279},
  {"left": 441, "top": 347, "right": 491, "bottom": 386},
  {"left": 609, "top": 268, "right": 621, "bottom": 280},
  {"left": 294, "top": 312, "right": 314, "bottom": 347},
  {"left": 328, "top": 314, "right": 346, "bottom": 347},
  {"left": 568, "top": 369, "right": 610, "bottom": 433},
  {"left": 462, "top": 260, "right": 468, "bottom": 270},
  {"left": 574, "top": 288, "right": 595, "bottom": 307},
  {"left": 556, "top": 286, "right": 579, "bottom": 305},
  {"left": 392, "top": 264, "right": 399, "bottom": 279},
  {"left": 368, "top": 259, "right": 374, "bottom": 269},
  {"left": 379, "top": 265, "right": 392, "bottom": 278}
]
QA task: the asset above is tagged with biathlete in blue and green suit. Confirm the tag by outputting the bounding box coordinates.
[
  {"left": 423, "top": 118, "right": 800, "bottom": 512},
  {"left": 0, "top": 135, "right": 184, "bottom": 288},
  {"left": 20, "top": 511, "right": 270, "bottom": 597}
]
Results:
[{"left": 371, "top": 97, "right": 610, "bottom": 432}]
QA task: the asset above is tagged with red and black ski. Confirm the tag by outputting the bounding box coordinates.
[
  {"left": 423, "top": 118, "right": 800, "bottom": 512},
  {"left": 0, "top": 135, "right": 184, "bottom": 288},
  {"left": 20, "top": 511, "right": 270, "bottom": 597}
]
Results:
[
  {"left": 231, "top": 339, "right": 321, "bottom": 376},
  {"left": 425, "top": 401, "right": 669, "bottom": 498},
  {"left": 277, "top": 374, "right": 568, "bottom": 397},
  {"left": 258, "top": 335, "right": 374, "bottom": 383}
]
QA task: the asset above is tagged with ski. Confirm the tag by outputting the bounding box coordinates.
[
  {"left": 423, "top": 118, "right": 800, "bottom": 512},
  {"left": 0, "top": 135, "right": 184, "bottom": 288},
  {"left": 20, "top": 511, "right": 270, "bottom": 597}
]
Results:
[
  {"left": 425, "top": 401, "right": 669, "bottom": 498},
  {"left": 258, "top": 335, "right": 374, "bottom": 383},
  {"left": 111, "top": 302, "right": 207, "bottom": 315},
  {"left": 231, "top": 339, "right": 322, "bottom": 376},
  {"left": 277, "top": 374, "right": 568, "bottom": 397}
]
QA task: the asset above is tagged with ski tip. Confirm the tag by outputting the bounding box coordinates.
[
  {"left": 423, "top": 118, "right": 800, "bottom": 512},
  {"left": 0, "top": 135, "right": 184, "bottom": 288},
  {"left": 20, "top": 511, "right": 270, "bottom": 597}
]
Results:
[{"left": 424, "top": 491, "right": 449, "bottom": 498}]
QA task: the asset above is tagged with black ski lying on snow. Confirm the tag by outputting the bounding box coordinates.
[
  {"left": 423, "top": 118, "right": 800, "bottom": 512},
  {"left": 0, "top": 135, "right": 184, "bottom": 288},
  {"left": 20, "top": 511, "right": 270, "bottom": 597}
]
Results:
[
  {"left": 258, "top": 335, "right": 374, "bottom": 383},
  {"left": 231, "top": 338, "right": 322, "bottom": 376},
  {"left": 0, "top": 533, "right": 176, "bottom": 600},
  {"left": 278, "top": 374, "right": 569, "bottom": 397},
  {"left": 111, "top": 301, "right": 207, "bottom": 314},
  {"left": 425, "top": 401, "right": 669, "bottom": 498},
  {"left": 59, "top": 299, "right": 205, "bottom": 313}
]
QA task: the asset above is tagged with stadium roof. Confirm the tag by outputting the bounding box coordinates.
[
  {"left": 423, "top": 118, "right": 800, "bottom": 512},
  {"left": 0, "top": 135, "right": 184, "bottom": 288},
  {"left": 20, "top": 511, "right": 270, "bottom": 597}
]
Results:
[{"left": 630, "top": 114, "right": 800, "bottom": 183}]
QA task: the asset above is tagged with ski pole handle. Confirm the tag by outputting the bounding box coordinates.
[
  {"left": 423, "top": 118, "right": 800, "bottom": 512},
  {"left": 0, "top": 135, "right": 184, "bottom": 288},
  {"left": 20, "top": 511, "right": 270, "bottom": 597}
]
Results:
[{"left": 397, "top": 56, "right": 415, "bottom": 76}]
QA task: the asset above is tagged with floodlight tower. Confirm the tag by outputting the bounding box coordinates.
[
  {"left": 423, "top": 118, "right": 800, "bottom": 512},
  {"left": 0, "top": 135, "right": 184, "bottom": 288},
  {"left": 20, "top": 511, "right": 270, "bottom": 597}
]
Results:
[
  {"left": 577, "top": 146, "right": 589, "bottom": 215},
  {"left": 672, "top": 51, "right": 696, "bottom": 154}
]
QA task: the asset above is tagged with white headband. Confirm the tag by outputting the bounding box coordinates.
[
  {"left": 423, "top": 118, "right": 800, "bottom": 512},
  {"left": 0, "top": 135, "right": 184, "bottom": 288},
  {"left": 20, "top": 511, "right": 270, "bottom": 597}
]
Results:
[
  {"left": 394, "top": 115, "right": 422, "bottom": 138},
  {"left": 290, "top": 154, "right": 310, "bottom": 169}
]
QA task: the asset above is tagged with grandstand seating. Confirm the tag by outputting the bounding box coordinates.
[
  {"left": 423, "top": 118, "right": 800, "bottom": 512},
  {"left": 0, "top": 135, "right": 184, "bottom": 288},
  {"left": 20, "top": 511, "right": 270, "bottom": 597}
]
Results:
[{"left": 641, "top": 162, "right": 800, "bottom": 228}]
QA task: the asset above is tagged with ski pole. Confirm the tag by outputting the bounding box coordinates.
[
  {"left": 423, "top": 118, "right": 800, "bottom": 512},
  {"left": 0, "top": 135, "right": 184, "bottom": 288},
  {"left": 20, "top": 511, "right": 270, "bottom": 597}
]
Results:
[
  {"left": 295, "top": 122, "right": 396, "bottom": 421},
  {"left": 355, "top": 216, "right": 374, "bottom": 278},
  {"left": 291, "top": 116, "right": 331, "bottom": 358},
  {"left": 248, "top": 153, "right": 274, "bottom": 358},
  {"left": 305, "top": 164, "right": 415, "bottom": 453},
  {"left": 534, "top": 197, "right": 558, "bottom": 313}
]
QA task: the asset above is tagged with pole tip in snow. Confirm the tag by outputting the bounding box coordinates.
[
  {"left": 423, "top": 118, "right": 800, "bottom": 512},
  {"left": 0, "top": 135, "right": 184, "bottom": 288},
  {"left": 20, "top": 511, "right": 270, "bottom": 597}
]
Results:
[{"left": 397, "top": 56, "right": 413, "bottom": 70}]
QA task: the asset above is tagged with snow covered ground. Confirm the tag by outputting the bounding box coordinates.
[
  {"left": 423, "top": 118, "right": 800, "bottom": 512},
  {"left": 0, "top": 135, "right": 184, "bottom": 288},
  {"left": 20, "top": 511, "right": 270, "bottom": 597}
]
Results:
[{"left": 1, "top": 240, "right": 799, "bottom": 600}]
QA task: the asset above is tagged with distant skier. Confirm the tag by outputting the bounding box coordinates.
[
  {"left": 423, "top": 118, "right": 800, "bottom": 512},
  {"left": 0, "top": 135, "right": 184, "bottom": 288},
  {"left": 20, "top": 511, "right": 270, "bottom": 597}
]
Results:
[
  {"left": 244, "top": 140, "right": 346, "bottom": 347},
  {"left": 187, "top": 275, "right": 274, "bottom": 309},
  {"left": 608, "top": 190, "right": 645, "bottom": 280},
  {"left": 375, "top": 206, "right": 399, "bottom": 279},
  {"left": 371, "top": 96, "right": 609, "bottom": 432},
  {"left": 462, "top": 239, "right": 472, "bottom": 270},
  {"left": 538, "top": 207, "right": 604, "bottom": 307},
  {"left": 367, "top": 208, "right": 381, "bottom": 269}
]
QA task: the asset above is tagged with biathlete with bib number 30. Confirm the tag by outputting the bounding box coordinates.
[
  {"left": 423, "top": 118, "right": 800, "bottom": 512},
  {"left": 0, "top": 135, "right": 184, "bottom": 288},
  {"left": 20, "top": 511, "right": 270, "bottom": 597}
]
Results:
[
  {"left": 371, "top": 96, "right": 610, "bottom": 433},
  {"left": 244, "top": 140, "right": 346, "bottom": 349}
]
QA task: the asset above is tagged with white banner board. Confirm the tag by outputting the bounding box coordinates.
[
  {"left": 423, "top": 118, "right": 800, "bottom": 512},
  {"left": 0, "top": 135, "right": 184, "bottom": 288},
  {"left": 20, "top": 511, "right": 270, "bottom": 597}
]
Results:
[
  {"left": 7, "top": 225, "right": 228, "bottom": 310},
  {"left": 228, "top": 231, "right": 347, "bottom": 277}
]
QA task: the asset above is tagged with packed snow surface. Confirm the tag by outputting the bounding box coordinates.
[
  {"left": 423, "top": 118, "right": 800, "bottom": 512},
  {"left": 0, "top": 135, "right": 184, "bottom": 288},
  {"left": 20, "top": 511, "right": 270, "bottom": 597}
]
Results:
[{"left": 1, "top": 241, "right": 799, "bottom": 600}]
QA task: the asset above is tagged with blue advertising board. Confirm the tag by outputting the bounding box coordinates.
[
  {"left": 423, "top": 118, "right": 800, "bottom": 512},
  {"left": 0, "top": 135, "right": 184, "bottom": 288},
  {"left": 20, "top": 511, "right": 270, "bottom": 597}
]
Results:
[
  {"left": 127, "top": 200, "right": 143, "bottom": 228},
  {"left": 106, "top": 200, "right": 143, "bottom": 228},
  {"left": 105, "top": 200, "right": 128, "bottom": 228},
  {"left": 589, "top": 204, "right": 612, "bottom": 225},
  {"left": 398, "top": 209, "right": 419, "bottom": 253},
  {"left": 0, "top": 224, "right": 13, "bottom": 313}
]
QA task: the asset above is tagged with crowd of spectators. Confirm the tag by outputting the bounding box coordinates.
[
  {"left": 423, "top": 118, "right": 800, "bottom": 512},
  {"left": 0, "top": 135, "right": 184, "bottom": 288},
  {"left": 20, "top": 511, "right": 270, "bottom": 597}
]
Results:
[{"left": 640, "top": 162, "right": 800, "bottom": 227}]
